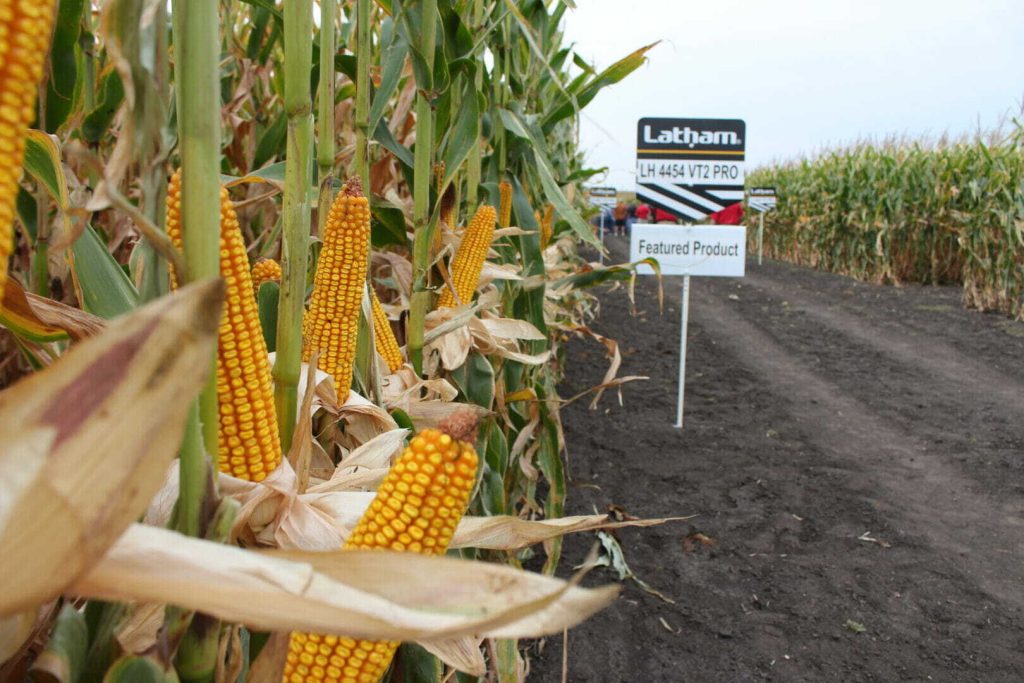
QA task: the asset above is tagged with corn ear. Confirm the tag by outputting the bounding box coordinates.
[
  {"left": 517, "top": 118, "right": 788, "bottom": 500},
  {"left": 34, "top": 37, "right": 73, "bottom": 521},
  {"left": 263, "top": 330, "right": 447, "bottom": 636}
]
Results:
[
  {"left": 303, "top": 177, "right": 371, "bottom": 403},
  {"left": 498, "top": 180, "right": 512, "bottom": 228},
  {"left": 0, "top": 1, "right": 58, "bottom": 303},
  {"left": 283, "top": 416, "right": 480, "bottom": 683},
  {"left": 166, "top": 171, "right": 282, "bottom": 481},
  {"left": 436, "top": 205, "right": 497, "bottom": 309},
  {"left": 370, "top": 288, "right": 403, "bottom": 373},
  {"left": 251, "top": 258, "right": 282, "bottom": 293}
]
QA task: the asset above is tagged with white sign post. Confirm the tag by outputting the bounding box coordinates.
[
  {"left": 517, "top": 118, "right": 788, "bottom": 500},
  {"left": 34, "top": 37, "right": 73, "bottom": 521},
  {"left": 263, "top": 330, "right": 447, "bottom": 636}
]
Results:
[
  {"left": 747, "top": 187, "right": 777, "bottom": 265},
  {"left": 587, "top": 186, "right": 617, "bottom": 264},
  {"left": 630, "top": 224, "right": 747, "bottom": 427}
]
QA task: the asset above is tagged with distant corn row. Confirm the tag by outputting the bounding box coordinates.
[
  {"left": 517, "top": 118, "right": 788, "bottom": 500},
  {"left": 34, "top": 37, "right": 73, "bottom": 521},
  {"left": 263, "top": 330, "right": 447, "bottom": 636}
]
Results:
[{"left": 748, "top": 128, "right": 1024, "bottom": 318}]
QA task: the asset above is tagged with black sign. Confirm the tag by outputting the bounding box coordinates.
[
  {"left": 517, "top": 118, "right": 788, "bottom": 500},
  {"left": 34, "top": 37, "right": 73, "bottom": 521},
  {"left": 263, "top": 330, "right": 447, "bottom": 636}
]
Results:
[{"left": 636, "top": 117, "right": 747, "bottom": 222}]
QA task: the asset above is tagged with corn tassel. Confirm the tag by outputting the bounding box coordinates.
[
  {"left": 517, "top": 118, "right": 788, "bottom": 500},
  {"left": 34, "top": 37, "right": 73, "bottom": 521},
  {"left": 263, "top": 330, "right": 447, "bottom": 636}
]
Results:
[
  {"left": 166, "top": 171, "right": 282, "bottom": 481},
  {"left": 283, "top": 415, "right": 480, "bottom": 683},
  {"left": 0, "top": 1, "right": 58, "bottom": 303},
  {"left": 541, "top": 203, "right": 554, "bottom": 249},
  {"left": 370, "top": 288, "right": 403, "bottom": 373},
  {"left": 251, "top": 257, "right": 282, "bottom": 293},
  {"left": 303, "top": 177, "right": 371, "bottom": 403},
  {"left": 436, "top": 205, "right": 497, "bottom": 308},
  {"left": 498, "top": 179, "right": 512, "bottom": 228}
]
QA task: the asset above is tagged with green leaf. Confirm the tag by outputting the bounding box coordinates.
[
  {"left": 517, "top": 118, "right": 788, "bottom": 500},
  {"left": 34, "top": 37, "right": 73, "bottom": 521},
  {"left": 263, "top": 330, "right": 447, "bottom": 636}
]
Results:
[
  {"left": 45, "top": 0, "right": 85, "bottom": 132},
  {"left": 257, "top": 281, "right": 280, "bottom": 353},
  {"left": 82, "top": 67, "right": 126, "bottom": 143},
  {"left": 102, "top": 656, "right": 176, "bottom": 683},
  {"left": 368, "top": 28, "right": 409, "bottom": 134},
  {"left": 70, "top": 225, "right": 140, "bottom": 318},
  {"left": 391, "top": 643, "right": 442, "bottom": 683},
  {"left": 552, "top": 258, "right": 661, "bottom": 290},
  {"left": 499, "top": 109, "right": 597, "bottom": 246},
  {"left": 439, "top": 88, "right": 481, "bottom": 191},
  {"left": 253, "top": 113, "right": 288, "bottom": 169},
  {"left": 23, "top": 130, "right": 71, "bottom": 210},
  {"left": 28, "top": 603, "right": 88, "bottom": 683},
  {"left": 371, "top": 200, "right": 410, "bottom": 248},
  {"left": 223, "top": 161, "right": 287, "bottom": 190},
  {"left": 373, "top": 119, "right": 415, "bottom": 168},
  {"left": 541, "top": 43, "right": 657, "bottom": 132}
]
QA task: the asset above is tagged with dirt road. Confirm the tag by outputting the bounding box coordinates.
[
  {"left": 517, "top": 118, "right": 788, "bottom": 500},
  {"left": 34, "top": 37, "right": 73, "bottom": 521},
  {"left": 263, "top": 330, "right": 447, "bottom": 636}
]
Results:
[{"left": 529, "top": 236, "right": 1024, "bottom": 682}]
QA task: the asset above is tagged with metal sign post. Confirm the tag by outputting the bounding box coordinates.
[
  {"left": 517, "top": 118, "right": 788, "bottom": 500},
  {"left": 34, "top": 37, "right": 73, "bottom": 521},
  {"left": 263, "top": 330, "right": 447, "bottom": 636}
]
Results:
[
  {"left": 587, "top": 186, "right": 616, "bottom": 265},
  {"left": 747, "top": 187, "right": 777, "bottom": 265},
  {"left": 630, "top": 223, "right": 747, "bottom": 427},
  {"left": 758, "top": 212, "right": 764, "bottom": 265},
  {"left": 676, "top": 275, "right": 691, "bottom": 428}
]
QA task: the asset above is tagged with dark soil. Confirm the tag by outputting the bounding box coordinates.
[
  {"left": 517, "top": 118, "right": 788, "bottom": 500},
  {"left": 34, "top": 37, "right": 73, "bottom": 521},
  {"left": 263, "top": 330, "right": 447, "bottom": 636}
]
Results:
[{"left": 528, "top": 236, "right": 1024, "bottom": 682}]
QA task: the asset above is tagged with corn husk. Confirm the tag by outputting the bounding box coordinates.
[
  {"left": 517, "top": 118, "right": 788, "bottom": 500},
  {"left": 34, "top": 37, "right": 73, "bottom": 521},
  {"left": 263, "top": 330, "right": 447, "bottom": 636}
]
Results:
[{"left": 0, "top": 280, "right": 221, "bottom": 616}]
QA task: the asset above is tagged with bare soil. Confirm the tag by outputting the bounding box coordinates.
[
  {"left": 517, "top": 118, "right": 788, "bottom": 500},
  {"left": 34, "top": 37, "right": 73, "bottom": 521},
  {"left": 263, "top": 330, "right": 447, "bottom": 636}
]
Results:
[{"left": 528, "top": 236, "right": 1024, "bottom": 682}]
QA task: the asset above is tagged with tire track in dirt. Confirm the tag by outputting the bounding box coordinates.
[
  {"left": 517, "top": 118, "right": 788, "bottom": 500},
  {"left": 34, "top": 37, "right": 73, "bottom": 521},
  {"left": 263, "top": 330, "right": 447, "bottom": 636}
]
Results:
[
  {"left": 742, "top": 268, "right": 1024, "bottom": 416},
  {"left": 686, "top": 280, "right": 1024, "bottom": 611}
]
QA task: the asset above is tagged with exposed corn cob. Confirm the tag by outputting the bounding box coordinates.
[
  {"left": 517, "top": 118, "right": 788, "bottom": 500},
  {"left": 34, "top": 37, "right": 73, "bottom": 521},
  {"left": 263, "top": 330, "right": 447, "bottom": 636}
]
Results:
[
  {"left": 303, "top": 177, "right": 371, "bottom": 403},
  {"left": 251, "top": 257, "right": 282, "bottom": 293},
  {"left": 436, "top": 205, "right": 497, "bottom": 308},
  {"left": 0, "top": 1, "right": 58, "bottom": 303},
  {"left": 283, "top": 416, "right": 480, "bottom": 683},
  {"left": 166, "top": 171, "right": 282, "bottom": 481},
  {"left": 370, "top": 288, "right": 403, "bottom": 373},
  {"left": 498, "top": 179, "right": 512, "bottom": 228},
  {"left": 541, "top": 203, "right": 554, "bottom": 249}
]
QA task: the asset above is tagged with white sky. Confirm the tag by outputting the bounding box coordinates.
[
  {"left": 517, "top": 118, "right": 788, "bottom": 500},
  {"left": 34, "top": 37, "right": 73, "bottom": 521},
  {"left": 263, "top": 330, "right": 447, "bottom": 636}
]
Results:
[{"left": 561, "top": 0, "right": 1024, "bottom": 190}]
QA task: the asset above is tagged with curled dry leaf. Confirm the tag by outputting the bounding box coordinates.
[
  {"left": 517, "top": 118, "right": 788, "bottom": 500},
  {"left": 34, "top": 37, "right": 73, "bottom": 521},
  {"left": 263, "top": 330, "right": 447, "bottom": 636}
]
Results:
[
  {"left": 0, "top": 279, "right": 222, "bottom": 617},
  {"left": 0, "top": 276, "right": 105, "bottom": 342},
  {"left": 69, "top": 524, "right": 619, "bottom": 641}
]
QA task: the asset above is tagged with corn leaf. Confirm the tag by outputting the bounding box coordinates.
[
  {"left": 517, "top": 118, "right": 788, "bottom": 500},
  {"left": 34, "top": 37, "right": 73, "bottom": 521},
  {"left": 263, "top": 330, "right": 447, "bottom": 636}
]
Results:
[{"left": 68, "top": 225, "right": 140, "bottom": 318}]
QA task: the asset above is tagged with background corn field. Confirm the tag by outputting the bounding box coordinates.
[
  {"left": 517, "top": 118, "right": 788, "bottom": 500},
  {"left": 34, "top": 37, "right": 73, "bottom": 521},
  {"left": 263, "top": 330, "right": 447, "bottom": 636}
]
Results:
[
  {"left": 0, "top": 1, "right": 657, "bottom": 681},
  {"left": 748, "top": 126, "right": 1024, "bottom": 318}
]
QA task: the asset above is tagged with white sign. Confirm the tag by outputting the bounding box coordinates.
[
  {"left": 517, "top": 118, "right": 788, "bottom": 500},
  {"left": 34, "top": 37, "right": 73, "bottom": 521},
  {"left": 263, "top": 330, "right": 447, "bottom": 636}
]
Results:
[
  {"left": 630, "top": 224, "right": 746, "bottom": 277},
  {"left": 636, "top": 117, "right": 746, "bottom": 222},
  {"left": 587, "top": 186, "right": 617, "bottom": 208},
  {"left": 748, "top": 186, "right": 777, "bottom": 213}
]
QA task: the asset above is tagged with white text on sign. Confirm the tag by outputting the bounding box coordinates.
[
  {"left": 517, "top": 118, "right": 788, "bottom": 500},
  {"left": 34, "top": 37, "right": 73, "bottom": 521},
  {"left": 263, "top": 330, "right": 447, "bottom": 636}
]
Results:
[
  {"left": 636, "top": 160, "right": 745, "bottom": 184},
  {"left": 630, "top": 224, "right": 747, "bottom": 277}
]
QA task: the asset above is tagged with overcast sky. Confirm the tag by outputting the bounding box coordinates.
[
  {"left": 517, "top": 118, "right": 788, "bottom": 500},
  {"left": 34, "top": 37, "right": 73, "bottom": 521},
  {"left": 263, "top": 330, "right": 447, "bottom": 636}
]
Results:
[{"left": 561, "top": 0, "right": 1024, "bottom": 190}]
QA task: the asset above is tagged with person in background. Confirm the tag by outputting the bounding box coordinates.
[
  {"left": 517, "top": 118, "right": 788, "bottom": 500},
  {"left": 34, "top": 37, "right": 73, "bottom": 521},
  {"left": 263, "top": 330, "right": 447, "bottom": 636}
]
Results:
[
  {"left": 612, "top": 200, "right": 628, "bottom": 236},
  {"left": 635, "top": 203, "right": 651, "bottom": 223},
  {"left": 626, "top": 202, "right": 638, "bottom": 234}
]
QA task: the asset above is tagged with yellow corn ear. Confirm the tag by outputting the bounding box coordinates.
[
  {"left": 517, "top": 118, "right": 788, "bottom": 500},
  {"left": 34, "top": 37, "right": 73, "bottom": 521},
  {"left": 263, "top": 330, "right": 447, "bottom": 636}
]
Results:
[
  {"left": 283, "top": 417, "right": 480, "bottom": 683},
  {"left": 370, "top": 288, "right": 403, "bottom": 373},
  {"left": 498, "top": 180, "right": 512, "bottom": 228},
  {"left": 251, "top": 258, "right": 282, "bottom": 293},
  {"left": 437, "top": 205, "right": 497, "bottom": 308},
  {"left": 303, "top": 177, "right": 371, "bottom": 403},
  {"left": 541, "top": 203, "right": 554, "bottom": 249},
  {"left": 0, "top": 1, "right": 58, "bottom": 303},
  {"left": 166, "top": 171, "right": 282, "bottom": 481}
]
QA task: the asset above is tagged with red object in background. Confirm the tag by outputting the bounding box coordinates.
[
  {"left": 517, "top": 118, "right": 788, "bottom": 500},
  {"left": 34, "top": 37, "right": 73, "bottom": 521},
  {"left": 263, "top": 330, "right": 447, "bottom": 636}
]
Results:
[
  {"left": 635, "top": 204, "right": 651, "bottom": 220},
  {"left": 654, "top": 208, "right": 676, "bottom": 223},
  {"left": 710, "top": 202, "right": 744, "bottom": 225}
]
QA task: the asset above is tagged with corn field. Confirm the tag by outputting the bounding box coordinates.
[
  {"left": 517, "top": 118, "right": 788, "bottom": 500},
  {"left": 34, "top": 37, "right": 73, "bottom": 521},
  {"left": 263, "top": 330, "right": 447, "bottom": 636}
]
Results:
[
  {"left": 0, "top": 1, "right": 659, "bottom": 681},
  {"left": 748, "top": 126, "right": 1024, "bottom": 319}
]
